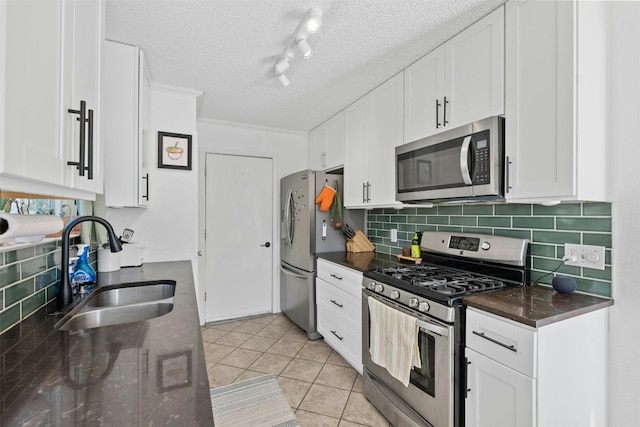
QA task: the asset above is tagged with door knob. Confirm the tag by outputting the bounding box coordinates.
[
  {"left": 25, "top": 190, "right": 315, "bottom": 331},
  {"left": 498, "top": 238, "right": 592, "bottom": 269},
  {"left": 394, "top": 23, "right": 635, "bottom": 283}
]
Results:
[{"left": 261, "top": 242, "right": 271, "bottom": 248}]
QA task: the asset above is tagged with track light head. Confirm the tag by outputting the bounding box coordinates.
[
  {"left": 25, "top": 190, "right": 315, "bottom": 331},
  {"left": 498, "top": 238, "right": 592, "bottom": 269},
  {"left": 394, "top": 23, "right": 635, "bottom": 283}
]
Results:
[
  {"left": 305, "top": 7, "right": 323, "bottom": 33},
  {"left": 296, "top": 38, "right": 313, "bottom": 59},
  {"left": 278, "top": 73, "right": 290, "bottom": 87},
  {"left": 275, "top": 57, "right": 290, "bottom": 74}
]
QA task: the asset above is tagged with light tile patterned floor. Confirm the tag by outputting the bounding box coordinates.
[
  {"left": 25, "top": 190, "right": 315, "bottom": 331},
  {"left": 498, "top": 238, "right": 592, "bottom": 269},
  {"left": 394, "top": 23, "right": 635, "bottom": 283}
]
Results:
[{"left": 201, "top": 313, "right": 390, "bottom": 427}]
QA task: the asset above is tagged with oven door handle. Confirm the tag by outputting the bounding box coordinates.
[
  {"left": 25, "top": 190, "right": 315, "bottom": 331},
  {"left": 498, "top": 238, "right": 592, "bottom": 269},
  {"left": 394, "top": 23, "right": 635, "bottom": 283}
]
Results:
[
  {"left": 460, "top": 135, "right": 473, "bottom": 185},
  {"left": 416, "top": 319, "right": 449, "bottom": 337}
]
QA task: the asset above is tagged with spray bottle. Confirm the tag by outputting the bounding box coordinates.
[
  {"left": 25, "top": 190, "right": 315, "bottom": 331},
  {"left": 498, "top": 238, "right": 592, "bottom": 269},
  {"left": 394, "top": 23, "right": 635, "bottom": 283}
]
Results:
[{"left": 72, "top": 244, "right": 96, "bottom": 292}]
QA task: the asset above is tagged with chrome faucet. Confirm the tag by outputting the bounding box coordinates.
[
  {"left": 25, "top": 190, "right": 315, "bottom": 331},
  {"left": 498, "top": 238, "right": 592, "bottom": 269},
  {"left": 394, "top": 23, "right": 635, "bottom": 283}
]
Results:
[{"left": 57, "top": 216, "right": 123, "bottom": 311}]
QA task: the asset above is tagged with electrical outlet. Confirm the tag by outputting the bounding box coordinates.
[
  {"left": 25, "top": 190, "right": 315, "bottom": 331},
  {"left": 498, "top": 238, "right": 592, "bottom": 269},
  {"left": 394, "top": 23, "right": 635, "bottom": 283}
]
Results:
[
  {"left": 390, "top": 228, "right": 398, "bottom": 243},
  {"left": 564, "top": 243, "right": 606, "bottom": 270}
]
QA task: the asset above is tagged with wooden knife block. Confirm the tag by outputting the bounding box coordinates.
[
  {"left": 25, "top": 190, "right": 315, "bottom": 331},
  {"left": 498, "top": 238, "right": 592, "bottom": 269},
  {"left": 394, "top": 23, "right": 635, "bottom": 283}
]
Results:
[{"left": 346, "top": 230, "right": 375, "bottom": 253}]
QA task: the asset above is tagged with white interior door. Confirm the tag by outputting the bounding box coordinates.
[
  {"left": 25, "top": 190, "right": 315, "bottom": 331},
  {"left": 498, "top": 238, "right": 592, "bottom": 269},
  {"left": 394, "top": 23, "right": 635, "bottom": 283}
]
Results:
[{"left": 205, "top": 153, "right": 273, "bottom": 322}]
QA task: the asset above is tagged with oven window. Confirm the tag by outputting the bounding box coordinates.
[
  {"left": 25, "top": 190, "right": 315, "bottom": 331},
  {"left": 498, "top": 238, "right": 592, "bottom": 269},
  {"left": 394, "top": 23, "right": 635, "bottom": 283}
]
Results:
[{"left": 410, "top": 330, "right": 436, "bottom": 397}]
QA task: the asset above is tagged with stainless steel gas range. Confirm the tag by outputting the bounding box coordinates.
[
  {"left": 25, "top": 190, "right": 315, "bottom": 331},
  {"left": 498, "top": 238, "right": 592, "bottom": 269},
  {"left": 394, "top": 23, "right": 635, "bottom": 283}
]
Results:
[{"left": 362, "top": 231, "right": 530, "bottom": 427}]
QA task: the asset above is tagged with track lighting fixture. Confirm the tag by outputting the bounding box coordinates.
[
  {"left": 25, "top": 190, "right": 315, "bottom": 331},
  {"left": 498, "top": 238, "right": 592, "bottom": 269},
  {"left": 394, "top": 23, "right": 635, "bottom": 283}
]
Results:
[{"left": 273, "top": 6, "right": 323, "bottom": 87}]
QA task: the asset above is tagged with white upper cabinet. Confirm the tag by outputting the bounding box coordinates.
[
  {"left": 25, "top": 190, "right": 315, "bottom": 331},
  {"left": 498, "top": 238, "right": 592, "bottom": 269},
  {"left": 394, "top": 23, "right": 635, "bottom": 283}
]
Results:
[
  {"left": 404, "top": 6, "right": 504, "bottom": 143},
  {"left": 325, "top": 112, "right": 345, "bottom": 171},
  {"left": 505, "top": 0, "right": 609, "bottom": 202},
  {"left": 309, "top": 125, "right": 327, "bottom": 170},
  {"left": 103, "top": 41, "right": 151, "bottom": 207},
  {"left": 344, "top": 73, "right": 403, "bottom": 208},
  {"left": 0, "top": 0, "right": 104, "bottom": 199},
  {"left": 404, "top": 46, "right": 445, "bottom": 143},
  {"left": 62, "top": 0, "right": 104, "bottom": 194},
  {"left": 308, "top": 111, "right": 345, "bottom": 171}
]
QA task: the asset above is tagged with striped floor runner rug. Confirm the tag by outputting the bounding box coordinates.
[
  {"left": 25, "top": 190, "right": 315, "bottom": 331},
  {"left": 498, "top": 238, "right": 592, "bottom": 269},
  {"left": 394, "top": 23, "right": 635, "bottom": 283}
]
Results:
[{"left": 210, "top": 374, "right": 299, "bottom": 427}]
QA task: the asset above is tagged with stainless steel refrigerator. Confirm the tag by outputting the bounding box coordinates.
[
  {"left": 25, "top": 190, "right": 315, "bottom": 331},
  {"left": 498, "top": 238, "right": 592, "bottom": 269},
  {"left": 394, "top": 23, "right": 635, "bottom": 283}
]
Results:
[{"left": 280, "top": 169, "right": 364, "bottom": 340}]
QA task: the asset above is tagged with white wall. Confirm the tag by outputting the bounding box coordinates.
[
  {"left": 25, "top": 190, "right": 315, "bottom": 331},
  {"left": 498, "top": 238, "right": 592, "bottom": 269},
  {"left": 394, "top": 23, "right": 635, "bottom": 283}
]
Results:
[
  {"left": 106, "top": 85, "right": 201, "bottom": 280},
  {"left": 196, "top": 119, "right": 307, "bottom": 321},
  {"left": 608, "top": 3, "right": 640, "bottom": 425}
]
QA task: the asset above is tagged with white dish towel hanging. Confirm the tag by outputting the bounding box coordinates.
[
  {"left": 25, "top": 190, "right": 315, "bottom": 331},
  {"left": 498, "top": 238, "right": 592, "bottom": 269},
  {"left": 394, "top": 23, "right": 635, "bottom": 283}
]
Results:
[{"left": 368, "top": 296, "right": 421, "bottom": 386}]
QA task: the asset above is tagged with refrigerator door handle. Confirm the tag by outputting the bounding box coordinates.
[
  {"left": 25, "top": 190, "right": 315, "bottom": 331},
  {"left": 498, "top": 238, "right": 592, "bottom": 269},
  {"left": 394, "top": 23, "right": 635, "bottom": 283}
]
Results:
[
  {"left": 283, "top": 188, "right": 294, "bottom": 247},
  {"left": 280, "top": 264, "right": 308, "bottom": 280}
]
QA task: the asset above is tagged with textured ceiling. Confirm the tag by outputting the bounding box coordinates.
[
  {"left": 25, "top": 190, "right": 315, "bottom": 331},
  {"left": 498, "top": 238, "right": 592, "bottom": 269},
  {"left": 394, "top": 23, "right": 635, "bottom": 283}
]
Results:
[{"left": 105, "top": 0, "right": 505, "bottom": 132}]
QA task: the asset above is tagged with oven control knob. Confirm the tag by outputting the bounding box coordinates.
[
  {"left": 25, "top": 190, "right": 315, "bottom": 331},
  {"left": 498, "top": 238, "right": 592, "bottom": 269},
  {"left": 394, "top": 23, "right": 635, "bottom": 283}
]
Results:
[
  {"left": 418, "top": 301, "right": 430, "bottom": 312},
  {"left": 481, "top": 241, "right": 491, "bottom": 251},
  {"left": 409, "top": 298, "right": 419, "bottom": 308},
  {"left": 390, "top": 290, "right": 400, "bottom": 300},
  {"left": 374, "top": 284, "right": 384, "bottom": 293},
  {"left": 367, "top": 282, "right": 376, "bottom": 290}
]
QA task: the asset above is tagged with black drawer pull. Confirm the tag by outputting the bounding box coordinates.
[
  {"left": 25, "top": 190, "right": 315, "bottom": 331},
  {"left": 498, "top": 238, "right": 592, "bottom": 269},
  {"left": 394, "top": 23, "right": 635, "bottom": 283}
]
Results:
[
  {"left": 472, "top": 331, "right": 517, "bottom": 353},
  {"left": 330, "top": 330, "right": 344, "bottom": 341},
  {"left": 330, "top": 274, "right": 343, "bottom": 280},
  {"left": 330, "top": 299, "right": 343, "bottom": 308}
]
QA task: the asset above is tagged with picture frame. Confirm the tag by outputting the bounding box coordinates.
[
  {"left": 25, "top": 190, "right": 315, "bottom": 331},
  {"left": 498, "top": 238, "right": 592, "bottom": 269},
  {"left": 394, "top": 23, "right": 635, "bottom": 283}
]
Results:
[
  {"left": 157, "top": 350, "right": 192, "bottom": 392},
  {"left": 158, "top": 131, "right": 192, "bottom": 170}
]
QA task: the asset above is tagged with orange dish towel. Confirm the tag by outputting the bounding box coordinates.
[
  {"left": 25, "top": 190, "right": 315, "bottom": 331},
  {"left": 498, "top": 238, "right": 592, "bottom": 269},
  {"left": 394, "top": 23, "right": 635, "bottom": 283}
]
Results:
[{"left": 315, "top": 183, "right": 337, "bottom": 212}]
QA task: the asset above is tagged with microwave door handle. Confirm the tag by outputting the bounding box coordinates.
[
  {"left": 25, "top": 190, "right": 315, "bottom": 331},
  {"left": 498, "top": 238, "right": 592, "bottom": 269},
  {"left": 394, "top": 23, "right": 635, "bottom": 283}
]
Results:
[{"left": 460, "top": 135, "right": 473, "bottom": 185}]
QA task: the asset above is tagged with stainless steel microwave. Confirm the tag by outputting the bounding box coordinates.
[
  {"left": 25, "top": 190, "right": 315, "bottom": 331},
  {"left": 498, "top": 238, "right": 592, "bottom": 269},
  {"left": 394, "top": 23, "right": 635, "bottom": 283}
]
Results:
[{"left": 396, "top": 116, "right": 504, "bottom": 203}]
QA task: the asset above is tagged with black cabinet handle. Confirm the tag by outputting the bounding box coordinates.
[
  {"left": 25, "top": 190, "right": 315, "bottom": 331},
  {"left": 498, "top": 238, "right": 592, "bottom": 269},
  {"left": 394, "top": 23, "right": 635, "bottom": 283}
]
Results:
[
  {"left": 86, "top": 109, "right": 94, "bottom": 180},
  {"left": 329, "top": 274, "right": 343, "bottom": 281},
  {"left": 330, "top": 330, "right": 344, "bottom": 341},
  {"left": 506, "top": 156, "right": 512, "bottom": 193},
  {"left": 436, "top": 99, "right": 441, "bottom": 128},
  {"left": 142, "top": 173, "right": 149, "bottom": 200},
  {"left": 330, "top": 299, "right": 343, "bottom": 308},
  {"left": 472, "top": 330, "right": 517, "bottom": 352},
  {"left": 465, "top": 358, "right": 471, "bottom": 398},
  {"left": 443, "top": 96, "right": 449, "bottom": 126},
  {"left": 67, "top": 100, "right": 87, "bottom": 176}
]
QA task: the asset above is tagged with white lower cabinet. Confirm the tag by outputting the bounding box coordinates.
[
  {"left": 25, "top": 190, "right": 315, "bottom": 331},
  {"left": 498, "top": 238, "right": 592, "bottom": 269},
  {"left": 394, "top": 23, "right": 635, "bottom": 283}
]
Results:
[
  {"left": 465, "top": 348, "right": 535, "bottom": 427},
  {"left": 316, "top": 259, "right": 362, "bottom": 373},
  {"left": 465, "top": 307, "right": 608, "bottom": 427}
]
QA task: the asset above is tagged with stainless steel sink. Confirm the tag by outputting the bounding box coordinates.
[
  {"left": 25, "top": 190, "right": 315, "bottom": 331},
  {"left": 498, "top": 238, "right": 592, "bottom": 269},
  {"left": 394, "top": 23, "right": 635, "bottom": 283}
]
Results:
[
  {"left": 86, "top": 282, "right": 175, "bottom": 307},
  {"left": 55, "top": 280, "right": 177, "bottom": 331},
  {"left": 56, "top": 302, "right": 174, "bottom": 331}
]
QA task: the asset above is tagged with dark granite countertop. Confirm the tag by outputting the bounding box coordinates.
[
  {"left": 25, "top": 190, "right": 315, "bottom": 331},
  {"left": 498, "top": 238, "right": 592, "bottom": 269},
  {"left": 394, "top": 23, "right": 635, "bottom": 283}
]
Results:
[
  {"left": 316, "top": 251, "right": 404, "bottom": 272},
  {"left": 0, "top": 261, "right": 213, "bottom": 426},
  {"left": 463, "top": 285, "right": 614, "bottom": 328}
]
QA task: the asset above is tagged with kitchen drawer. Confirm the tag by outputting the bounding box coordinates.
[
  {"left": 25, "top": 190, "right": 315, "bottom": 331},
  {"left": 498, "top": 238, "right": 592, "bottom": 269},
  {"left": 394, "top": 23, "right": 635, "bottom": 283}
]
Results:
[
  {"left": 317, "top": 278, "right": 361, "bottom": 332},
  {"left": 317, "top": 259, "right": 363, "bottom": 297},
  {"left": 317, "top": 305, "right": 362, "bottom": 373},
  {"left": 466, "top": 308, "right": 536, "bottom": 378}
]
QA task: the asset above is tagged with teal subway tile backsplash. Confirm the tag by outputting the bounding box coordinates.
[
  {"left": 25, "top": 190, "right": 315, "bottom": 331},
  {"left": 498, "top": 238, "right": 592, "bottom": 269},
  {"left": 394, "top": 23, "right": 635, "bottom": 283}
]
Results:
[
  {"left": 367, "top": 202, "right": 612, "bottom": 297},
  {"left": 0, "top": 237, "right": 90, "bottom": 334}
]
